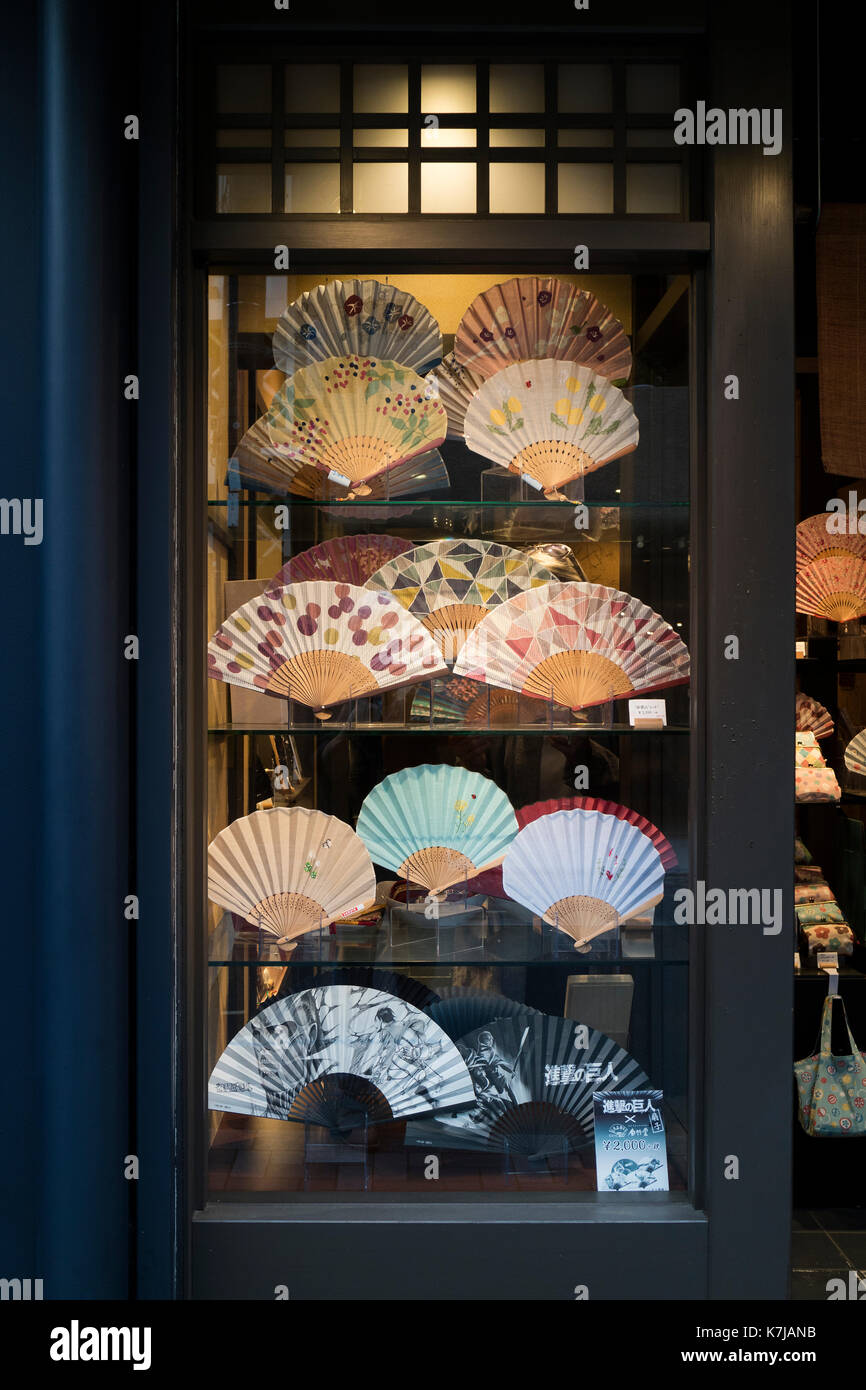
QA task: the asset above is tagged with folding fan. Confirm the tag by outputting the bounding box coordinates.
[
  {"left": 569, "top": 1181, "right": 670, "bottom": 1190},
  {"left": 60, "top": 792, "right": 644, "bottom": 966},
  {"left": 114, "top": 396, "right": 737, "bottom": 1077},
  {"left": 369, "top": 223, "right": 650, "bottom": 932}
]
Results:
[
  {"left": 796, "top": 512, "right": 866, "bottom": 570},
  {"left": 207, "top": 581, "right": 447, "bottom": 717},
  {"left": 209, "top": 985, "right": 475, "bottom": 1127},
  {"left": 272, "top": 279, "right": 442, "bottom": 378},
  {"left": 454, "top": 276, "right": 632, "bottom": 383},
  {"left": 405, "top": 1014, "right": 649, "bottom": 1154},
  {"left": 365, "top": 538, "right": 556, "bottom": 662},
  {"left": 454, "top": 581, "right": 690, "bottom": 713},
  {"left": 424, "top": 992, "right": 542, "bottom": 1043},
  {"left": 264, "top": 355, "right": 447, "bottom": 497},
  {"left": 266, "top": 534, "right": 413, "bottom": 591},
  {"left": 796, "top": 555, "right": 866, "bottom": 622},
  {"left": 844, "top": 730, "right": 866, "bottom": 776},
  {"left": 463, "top": 361, "right": 639, "bottom": 500},
  {"left": 277, "top": 967, "right": 439, "bottom": 1013},
  {"left": 207, "top": 808, "right": 377, "bottom": 944},
  {"left": 502, "top": 808, "right": 667, "bottom": 948},
  {"left": 424, "top": 352, "right": 487, "bottom": 439},
  {"left": 796, "top": 691, "right": 834, "bottom": 740},
  {"left": 355, "top": 764, "right": 518, "bottom": 895}
]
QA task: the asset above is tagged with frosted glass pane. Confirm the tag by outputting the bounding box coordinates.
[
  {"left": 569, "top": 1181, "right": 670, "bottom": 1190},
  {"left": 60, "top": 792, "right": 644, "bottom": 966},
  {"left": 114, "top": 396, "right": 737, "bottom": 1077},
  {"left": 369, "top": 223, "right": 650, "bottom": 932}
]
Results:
[
  {"left": 489, "top": 65, "right": 545, "bottom": 113},
  {"left": 284, "top": 129, "right": 340, "bottom": 147},
  {"left": 216, "top": 165, "right": 271, "bottom": 213},
  {"left": 354, "top": 128, "right": 408, "bottom": 147},
  {"left": 284, "top": 164, "right": 341, "bottom": 213},
  {"left": 421, "top": 163, "right": 476, "bottom": 213},
  {"left": 558, "top": 163, "right": 613, "bottom": 214},
  {"left": 217, "top": 66, "right": 271, "bottom": 114},
  {"left": 354, "top": 65, "right": 408, "bottom": 114},
  {"left": 217, "top": 129, "right": 272, "bottom": 148},
  {"left": 353, "top": 162, "right": 408, "bottom": 213},
  {"left": 626, "top": 164, "right": 681, "bottom": 214},
  {"left": 421, "top": 65, "right": 476, "bottom": 113},
  {"left": 285, "top": 65, "right": 341, "bottom": 114},
  {"left": 421, "top": 126, "right": 477, "bottom": 148},
  {"left": 626, "top": 65, "right": 680, "bottom": 112},
  {"left": 558, "top": 65, "right": 612, "bottom": 113},
  {"left": 626, "top": 128, "right": 676, "bottom": 147},
  {"left": 559, "top": 129, "right": 614, "bottom": 147},
  {"left": 489, "top": 128, "right": 545, "bottom": 148},
  {"left": 489, "top": 162, "right": 545, "bottom": 214}
]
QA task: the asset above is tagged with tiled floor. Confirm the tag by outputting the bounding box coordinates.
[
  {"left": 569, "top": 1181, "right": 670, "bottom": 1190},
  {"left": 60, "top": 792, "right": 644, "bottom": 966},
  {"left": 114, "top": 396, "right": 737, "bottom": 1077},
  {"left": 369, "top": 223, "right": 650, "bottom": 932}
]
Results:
[{"left": 791, "top": 1210, "right": 866, "bottom": 1300}]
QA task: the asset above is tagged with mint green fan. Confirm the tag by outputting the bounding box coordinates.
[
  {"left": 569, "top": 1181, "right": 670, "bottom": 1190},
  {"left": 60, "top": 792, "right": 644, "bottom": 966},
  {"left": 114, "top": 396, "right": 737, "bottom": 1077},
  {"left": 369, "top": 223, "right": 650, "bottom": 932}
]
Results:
[{"left": 356, "top": 764, "right": 518, "bottom": 895}]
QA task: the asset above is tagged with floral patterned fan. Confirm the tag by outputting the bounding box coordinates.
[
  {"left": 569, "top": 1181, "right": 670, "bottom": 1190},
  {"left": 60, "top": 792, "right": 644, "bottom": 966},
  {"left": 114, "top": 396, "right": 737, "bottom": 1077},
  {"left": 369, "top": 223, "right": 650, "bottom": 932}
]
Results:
[
  {"left": 796, "top": 555, "right": 866, "bottom": 623},
  {"left": 264, "top": 355, "right": 447, "bottom": 497},
  {"left": 454, "top": 581, "right": 690, "bottom": 713},
  {"left": 266, "top": 534, "right": 413, "bottom": 591},
  {"left": 796, "top": 512, "right": 866, "bottom": 570},
  {"left": 454, "top": 276, "right": 632, "bottom": 383},
  {"left": 272, "top": 279, "right": 442, "bottom": 377}
]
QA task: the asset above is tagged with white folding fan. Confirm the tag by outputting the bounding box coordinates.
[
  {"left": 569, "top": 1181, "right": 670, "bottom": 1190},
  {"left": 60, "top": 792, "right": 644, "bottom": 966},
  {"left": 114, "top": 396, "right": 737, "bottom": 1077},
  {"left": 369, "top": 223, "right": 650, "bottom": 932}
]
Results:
[
  {"left": 209, "top": 984, "right": 475, "bottom": 1126},
  {"left": 796, "top": 554, "right": 866, "bottom": 623},
  {"left": 356, "top": 764, "right": 518, "bottom": 895},
  {"left": 264, "top": 355, "right": 447, "bottom": 497},
  {"left": 454, "top": 276, "right": 632, "bottom": 383},
  {"left": 454, "top": 581, "right": 690, "bottom": 713},
  {"left": 796, "top": 692, "right": 834, "bottom": 740},
  {"left": 424, "top": 352, "right": 487, "bottom": 439},
  {"left": 463, "top": 361, "right": 639, "bottom": 500},
  {"left": 405, "top": 1014, "right": 649, "bottom": 1154},
  {"left": 502, "top": 807, "right": 667, "bottom": 948},
  {"left": 272, "top": 279, "right": 442, "bottom": 377},
  {"left": 207, "top": 808, "right": 377, "bottom": 944},
  {"left": 208, "top": 581, "right": 447, "bottom": 717},
  {"left": 844, "top": 730, "right": 866, "bottom": 776},
  {"left": 364, "top": 538, "right": 556, "bottom": 662}
]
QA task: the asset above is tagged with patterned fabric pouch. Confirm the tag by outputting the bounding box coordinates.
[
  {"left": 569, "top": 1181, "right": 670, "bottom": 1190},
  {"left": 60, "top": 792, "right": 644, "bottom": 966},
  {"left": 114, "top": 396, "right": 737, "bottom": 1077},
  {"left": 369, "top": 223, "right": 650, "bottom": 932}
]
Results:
[
  {"left": 795, "top": 767, "right": 841, "bottom": 802},
  {"left": 795, "top": 996, "right": 866, "bottom": 1135},
  {"left": 802, "top": 923, "right": 855, "bottom": 955},
  {"left": 794, "top": 883, "right": 834, "bottom": 904},
  {"left": 794, "top": 838, "right": 813, "bottom": 864}
]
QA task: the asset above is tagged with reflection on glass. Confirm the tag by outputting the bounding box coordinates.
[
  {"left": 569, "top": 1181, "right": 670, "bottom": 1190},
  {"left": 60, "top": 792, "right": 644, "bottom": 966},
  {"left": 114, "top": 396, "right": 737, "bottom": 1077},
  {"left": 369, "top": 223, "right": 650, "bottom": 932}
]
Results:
[
  {"left": 354, "top": 65, "right": 409, "bottom": 113},
  {"left": 421, "top": 163, "right": 477, "bottom": 214},
  {"left": 559, "top": 130, "right": 614, "bottom": 147},
  {"left": 626, "top": 164, "right": 682, "bottom": 214},
  {"left": 217, "top": 165, "right": 272, "bottom": 213},
  {"left": 421, "top": 127, "right": 477, "bottom": 148},
  {"left": 217, "top": 65, "right": 271, "bottom": 113},
  {"left": 626, "top": 64, "right": 680, "bottom": 112},
  {"left": 218, "top": 130, "right": 272, "bottom": 148},
  {"left": 285, "top": 129, "right": 341, "bottom": 147},
  {"left": 421, "top": 64, "right": 477, "bottom": 113},
  {"left": 354, "top": 128, "right": 409, "bottom": 147},
  {"left": 353, "top": 162, "right": 409, "bottom": 213},
  {"left": 558, "top": 163, "right": 614, "bottom": 214},
  {"left": 285, "top": 64, "right": 341, "bottom": 113},
  {"left": 558, "top": 64, "right": 613, "bottom": 113},
  {"left": 284, "top": 165, "right": 341, "bottom": 214},
  {"left": 489, "top": 129, "right": 546, "bottom": 147},
  {"left": 489, "top": 64, "right": 545, "bottom": 113}
]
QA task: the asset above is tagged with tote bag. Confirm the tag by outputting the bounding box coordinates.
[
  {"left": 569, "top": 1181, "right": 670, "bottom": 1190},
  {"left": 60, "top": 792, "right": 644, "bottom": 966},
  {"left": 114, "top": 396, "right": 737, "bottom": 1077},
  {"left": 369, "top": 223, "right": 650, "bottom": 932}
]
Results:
[{"left": 794, "top": 995, "right": 866, "bottom": 1136}]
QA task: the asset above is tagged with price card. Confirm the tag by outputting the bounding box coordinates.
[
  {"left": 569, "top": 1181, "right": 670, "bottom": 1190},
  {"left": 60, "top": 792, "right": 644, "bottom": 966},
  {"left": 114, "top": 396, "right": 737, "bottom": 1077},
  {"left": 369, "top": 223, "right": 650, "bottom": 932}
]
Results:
[
  {"left": 795, "top": 640, "right": 808, "bottom": 658},
  {"left": 628, "top": 698, "right": 667, "bottom": 729},
  {"left": 593, "top": 1090, "right": 669, "bottom": 1192},
  {"left": 327, "top": 469, "right": 352, "bottom": 488},
  {"left": 817, "top": 951, "right": 839, "bottom": 971}
]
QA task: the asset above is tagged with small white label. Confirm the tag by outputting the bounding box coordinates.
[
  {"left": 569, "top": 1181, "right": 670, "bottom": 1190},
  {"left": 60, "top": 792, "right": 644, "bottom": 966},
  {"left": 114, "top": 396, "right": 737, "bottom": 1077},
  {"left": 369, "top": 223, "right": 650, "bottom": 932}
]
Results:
[
  {"left": 520, "top": 472, "right": 543, "bottom": 491},
  {"left": 628, "top": 698, "right": 667, "bottom": 727},
  {"left": 327, "top": 469, "right": 352, "bottom": 488},
  {"left": 817, "top": 951, "right": 839, "bottom": 971},
  {"left": 794, "top": 950, "right": 801, "bottom": 970},
  {"left": 795, "top": 640, "right": 807, "bottom": 658}
]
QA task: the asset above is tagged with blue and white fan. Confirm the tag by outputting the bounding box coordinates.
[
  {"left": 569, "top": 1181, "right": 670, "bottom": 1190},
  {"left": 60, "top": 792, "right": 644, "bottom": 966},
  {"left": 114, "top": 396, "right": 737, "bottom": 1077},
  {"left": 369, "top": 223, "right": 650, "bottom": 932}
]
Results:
[
  {"left": 356, "top": 764, "right": 518, "bottom": 896},
  {"left": 425, "top": 991, "right": 541, "bottom": 1043},
  {"left": 502, "top": 807, "right": 667, "bottom": 949},
  {"left": 209, "top": 985, "right": 474, "bottom": 1131}
]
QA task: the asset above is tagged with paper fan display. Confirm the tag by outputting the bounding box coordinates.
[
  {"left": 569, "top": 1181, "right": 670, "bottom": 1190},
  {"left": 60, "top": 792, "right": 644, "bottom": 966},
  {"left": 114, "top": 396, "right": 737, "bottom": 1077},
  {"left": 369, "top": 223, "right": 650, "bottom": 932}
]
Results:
[
  {"left": 796, "top": 692, "right": 834, "bottom": 740},
  {"left": 209, "top": 985, "right": 475, "bottom": 1127},
  {"left": 455, "top": 276, "right": 632, "bottom": 383},
  {"left": 266, "top": 534, "right": 413, "bottom": 591},
  {"left": 425, "top": 993, "right": 541, "bottom": 1043},
  {"left": 264, "top": 355, "right": 447, "bottom": 497},
  {"left": 796, "top": 513, "right": 866, "bottom": 570},
  {"left": 454, "top": 581, "right": 690, "bottom": 713},
  {"left": 356, "top": 764, "right": 518, "bottom": 895},
  {"left": 405, "top": 1015, "right": 649, "bottom": 1154},
  {"left": 844, "top": 730, "right": 866, "bottom": 776},
  {"left": 502, "top": 808, "right": 667, "bottom": 947},
  {"left": 796, "top": 554, "right": 866, "bottom": 623},
  {"left": 277, "top": 968, "right": 438, "bottom": 1012},
  {"left": 208, "top": 582, "right": 447, "bottom": 716},
  {"left": 464, "top": 361, "right": 639, "bottom": 500},
  {"left": 273, "top": 279, "right": 442, "bottom": 378},
  {"left": 425, "top": 352, "right": 487, "bottom": 439},
  {"left": 207, "top": 808, "right": 376, "bottom": 944},
  {"left": 365, "top": 538, "right": 556, "bottom": 661}
]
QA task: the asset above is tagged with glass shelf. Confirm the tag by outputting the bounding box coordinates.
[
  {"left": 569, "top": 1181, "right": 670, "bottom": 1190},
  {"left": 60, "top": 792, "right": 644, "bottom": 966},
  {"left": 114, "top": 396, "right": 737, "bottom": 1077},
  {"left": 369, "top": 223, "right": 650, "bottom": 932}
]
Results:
[
  {"left": 209, "top": 720, "right": 691, "bottom": 735},
  {"left": 209, "top": 496, "right": 690, "bottom": 510}
]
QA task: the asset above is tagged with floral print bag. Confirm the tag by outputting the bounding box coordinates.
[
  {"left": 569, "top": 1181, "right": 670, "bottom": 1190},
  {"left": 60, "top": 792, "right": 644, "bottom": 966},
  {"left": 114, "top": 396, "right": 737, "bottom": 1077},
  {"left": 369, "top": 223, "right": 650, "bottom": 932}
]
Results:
[{"left": 795, "top": 995, "right": 866, "bottom": 1136}]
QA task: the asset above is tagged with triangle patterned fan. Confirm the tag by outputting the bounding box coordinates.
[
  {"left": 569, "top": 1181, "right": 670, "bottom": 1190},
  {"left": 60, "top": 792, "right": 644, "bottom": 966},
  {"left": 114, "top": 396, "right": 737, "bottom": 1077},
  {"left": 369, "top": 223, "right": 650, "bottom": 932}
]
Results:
[
  {"left": 207, "top": 808, "right": 376, "bottom": 945},
  {"left": 796, "top": 554, "right": 866, "bottom": 623},
  {"left": 464, "top": 361, "right": 639, "bottom": 500},
  {"left": 208, "top": 581, "right": 447, "bottom": 717},
  {"left": 796, "top": 692, "right": 834, "bottom": 740},
  {"left": 209, "top": 985, "right": 475, "bottom": 1126},
  {"left": 264, "top": 355, "right": 447, "bottom": 497},
  {"left": 502, "top": 808, "right": 668, "bottom": 948},
  {"left": 266, "top": 534, "right": 413, "bottom": 590},
  {"left": 405, "top": 1015, "right": 649, "bottom": 1153},
  {"left": 424, "top": 352, "right": 487, "bottom": 439},
  {"left": 454, "top": 276, "right": 632, "bottom": 383},
  {"left": 356, "top": 763, "right": 518, "bottom": 895},
  {"left": 454, "top": 581, "right": 690, "bottom": 713},
  {"left": 796, "top": 513, "right": 866, "bottom": 570},
  {"left": 273, "top": 279, "right": 442, "bottom": 378},
  {"left": 844, "top": 730, "right": 866, "bottom": 776},
  {"left": 365, "top": 538, "right": 556, "bottom": 662}
]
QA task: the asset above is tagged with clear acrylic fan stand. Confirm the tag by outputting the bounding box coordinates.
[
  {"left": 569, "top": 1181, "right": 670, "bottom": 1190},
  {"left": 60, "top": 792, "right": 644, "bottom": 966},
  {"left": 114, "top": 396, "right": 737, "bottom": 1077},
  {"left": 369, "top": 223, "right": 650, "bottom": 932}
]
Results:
[
  {"left": 503, "top": 1133, "right": 569, "bottom": 1185},
  {"left": 257, "top": 908, "right": 327, "bottom": 962},
  {"left": 480, "top": 468, "right": 585, "bottom": 505},
  {"left": 303, "top": 1114, "right": 371, "bottom": 1191},
  {"left": 386, "top": 868, "right": 488, "bottom": 962}
]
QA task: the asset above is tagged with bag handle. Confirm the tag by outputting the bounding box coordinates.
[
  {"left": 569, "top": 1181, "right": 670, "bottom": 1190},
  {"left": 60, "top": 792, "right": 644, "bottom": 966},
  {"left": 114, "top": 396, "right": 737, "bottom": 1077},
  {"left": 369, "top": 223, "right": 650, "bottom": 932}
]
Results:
[{"left": 818, "top": 994, "right": 860, "bottom": 1059}]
